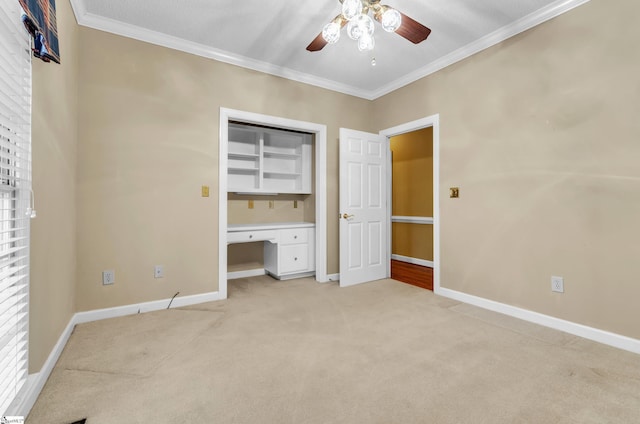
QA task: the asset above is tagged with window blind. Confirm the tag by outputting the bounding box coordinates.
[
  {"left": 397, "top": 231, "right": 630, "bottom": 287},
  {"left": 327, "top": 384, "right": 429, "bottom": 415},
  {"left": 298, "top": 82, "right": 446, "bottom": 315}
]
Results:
[{"left": 0, "top": 0, "right": 32, "bottom": 416}]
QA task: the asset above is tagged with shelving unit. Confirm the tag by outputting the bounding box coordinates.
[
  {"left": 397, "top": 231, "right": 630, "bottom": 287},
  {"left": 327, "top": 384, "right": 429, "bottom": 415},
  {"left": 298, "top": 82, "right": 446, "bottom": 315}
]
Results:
[{"left": 227, "top": 123, "right": 312, "bottom": 194}]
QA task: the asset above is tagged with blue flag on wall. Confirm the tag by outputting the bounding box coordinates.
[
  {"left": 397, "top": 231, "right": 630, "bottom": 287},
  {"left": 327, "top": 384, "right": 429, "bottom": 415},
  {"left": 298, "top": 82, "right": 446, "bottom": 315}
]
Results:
[{"left": 19, "top": 0, "right": 60, "bottom": 63}]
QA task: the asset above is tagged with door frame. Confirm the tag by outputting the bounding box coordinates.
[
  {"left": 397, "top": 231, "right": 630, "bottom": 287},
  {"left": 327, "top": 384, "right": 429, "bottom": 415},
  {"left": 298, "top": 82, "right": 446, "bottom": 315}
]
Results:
[
  {"left": 218, "top": 108, "right": 328, "bottom": 299},
  {"left": 379, "top": 114, "right": 441, "bottom": 293}
]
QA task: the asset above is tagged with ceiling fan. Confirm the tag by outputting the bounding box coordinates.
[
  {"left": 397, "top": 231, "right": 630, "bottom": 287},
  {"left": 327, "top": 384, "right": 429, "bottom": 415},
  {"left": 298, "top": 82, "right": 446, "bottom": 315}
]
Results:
[{"left": 306, "top": 0, "right": 431, "bottom": 52}]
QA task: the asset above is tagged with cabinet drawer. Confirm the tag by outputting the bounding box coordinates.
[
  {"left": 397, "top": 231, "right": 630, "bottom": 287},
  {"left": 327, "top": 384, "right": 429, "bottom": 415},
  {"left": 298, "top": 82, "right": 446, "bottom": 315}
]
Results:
[
  {"left": 279, "top": 228, "right": 309, "bottom": 245},
  {"left": 227, "top": 230, "right": 277, "bottom": 244},
  {"left": 279, "top": 244, "right": 309, "bottom": 273}
]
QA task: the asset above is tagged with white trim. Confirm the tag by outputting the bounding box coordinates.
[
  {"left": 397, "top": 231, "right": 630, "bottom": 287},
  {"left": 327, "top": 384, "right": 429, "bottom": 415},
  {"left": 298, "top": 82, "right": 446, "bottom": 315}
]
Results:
[
  {"left": 69, "top": 4, "right": 367, "bottom": 99},
  {"left": 8, "top": 289, "right": 225, "bottom": 417},
  {"left": 437, "top": 287, "right": 640, "bottom": 355},
  {"left": 6, "top": 316, "right": 75, "bottom": 417},
  {"left": 391, "top": 216, "right": 434, "bottom": 225},
  {"left": 380, "top": 114, "right": 441, "bottom": 293},
  {"left": 386, "top": 147, "right": 392, "bottom": 278},
  {"left": 74, "top": 291, "right": 224, "bottom": 324},
  {"left": 227, "top": 268, "right": 266, "bottom": 280},
  {"left": 369, "top": 0, "right": 592, "bottom": 99},
  {"left": 219, "top": 108, "right": 329, "bottom": 302},
  {"left": 391, "top": 254, "right": 434, "bottom": 268},
  {"left": 70, "top": 0, "right": 590, "bottom": 100},
  {"left": 327, "top": 273, "right": 340, "bottom": 282}
]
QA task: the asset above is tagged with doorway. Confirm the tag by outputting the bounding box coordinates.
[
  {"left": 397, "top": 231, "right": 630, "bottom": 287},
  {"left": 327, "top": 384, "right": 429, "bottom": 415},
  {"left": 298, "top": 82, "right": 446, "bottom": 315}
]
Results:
[
  {"left": 380, "top": 115, "right": 440, "bottom": 293},
  {"left": 389, "top": 127, "right": 434, "bottom": 290}
]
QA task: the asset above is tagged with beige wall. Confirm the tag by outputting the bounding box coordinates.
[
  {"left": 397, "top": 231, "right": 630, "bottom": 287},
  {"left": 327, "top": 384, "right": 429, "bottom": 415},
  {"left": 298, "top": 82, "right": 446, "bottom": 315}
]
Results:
[
  {"left": 390, "top": 128, "right": 433, "bottom": 261},
  {"left": 373, "top": 0, "right": 640, "bottom": 339},
  {"left": 28, "top": 0, "right": 640, "bottom": 373},
  {"left": 76, "top": 28, "right": 373, "bottom": 311},
  {"left": 29, "top": 0, "right": 78, "bottom": 370}
]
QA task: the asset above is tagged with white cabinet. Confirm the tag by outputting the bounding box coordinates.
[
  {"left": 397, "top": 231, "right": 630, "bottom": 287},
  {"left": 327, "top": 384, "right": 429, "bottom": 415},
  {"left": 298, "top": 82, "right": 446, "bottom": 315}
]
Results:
[
  {"left": 228, "top": 123, "right": 312, "bottom": 194},
  {"left": 264, "top": 227, "right": 315, "bottom": 280}
]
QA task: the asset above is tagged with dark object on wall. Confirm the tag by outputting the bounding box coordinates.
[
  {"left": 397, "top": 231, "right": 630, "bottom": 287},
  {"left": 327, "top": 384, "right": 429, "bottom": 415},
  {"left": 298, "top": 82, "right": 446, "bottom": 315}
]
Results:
[{"left": 19, "top": 0, "right": 60, "bottom": 63}]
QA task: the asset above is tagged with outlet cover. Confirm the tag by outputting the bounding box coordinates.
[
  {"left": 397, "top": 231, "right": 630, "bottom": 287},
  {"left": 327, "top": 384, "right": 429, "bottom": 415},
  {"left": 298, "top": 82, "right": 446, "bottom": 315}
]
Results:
[
  {"left": 154, "top": 265, "right": 164, "bottom": 279},
  {"left": 102, "top": 270, "right": 115, "bottom": 285},
  {"left": 551, "top": 276, "right": 564, "bottom": 293}
]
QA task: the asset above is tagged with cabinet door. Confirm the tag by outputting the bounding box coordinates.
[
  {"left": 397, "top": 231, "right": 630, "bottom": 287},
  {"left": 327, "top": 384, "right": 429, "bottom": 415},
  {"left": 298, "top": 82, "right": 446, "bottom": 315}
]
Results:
[{"left": 279, "top": 244, "right": 309, "bottom": 273}]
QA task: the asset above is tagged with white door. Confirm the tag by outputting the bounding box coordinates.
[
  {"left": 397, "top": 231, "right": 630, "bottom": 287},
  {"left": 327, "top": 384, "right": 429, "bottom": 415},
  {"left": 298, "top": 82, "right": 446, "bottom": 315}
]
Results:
[{"left": 339, "top": 128, "right": 389, "bottom": 287}]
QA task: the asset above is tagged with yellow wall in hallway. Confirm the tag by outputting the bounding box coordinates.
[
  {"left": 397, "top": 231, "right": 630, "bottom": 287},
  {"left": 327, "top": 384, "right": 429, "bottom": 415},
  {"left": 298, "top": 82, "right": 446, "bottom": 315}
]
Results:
[{"left": 390, "top": 127, "right": 433, "bottom": 262}]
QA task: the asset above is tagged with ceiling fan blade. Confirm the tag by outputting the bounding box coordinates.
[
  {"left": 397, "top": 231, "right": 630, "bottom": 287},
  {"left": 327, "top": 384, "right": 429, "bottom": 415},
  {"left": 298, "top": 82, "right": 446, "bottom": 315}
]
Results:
[
  {"left": 307, "top": 32, "right": 328, "bottom": 52},
  {"left": 306, "top": 14, "right": 347, "bottom": 52},
  {"left": 396, "top": 12, "right": 431, "bottom": 44}
]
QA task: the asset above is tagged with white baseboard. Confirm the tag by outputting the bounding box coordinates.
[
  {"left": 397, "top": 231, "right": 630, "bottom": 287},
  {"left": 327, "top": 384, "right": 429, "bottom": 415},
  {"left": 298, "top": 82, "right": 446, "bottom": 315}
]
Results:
[
  {"left": 74, "top": 290, "right": 223, "bottom": 324},
  {"left": 391, "top": 254, "right": 434, "bottom": 268},
  {"left": 7, "top": 316, "right": 76, "bottom": 417},
  {"left": 227, "top": 268, "right": 266, "bottom": 280},
  {"left": 326, "top": 273, "right": 340, "bottom": 282},
  {"left": 9, "top": 290, "right": 224, "bottom": 417},
  {"left": 437, "top": 287, "right": 640, "bottom": 355}
]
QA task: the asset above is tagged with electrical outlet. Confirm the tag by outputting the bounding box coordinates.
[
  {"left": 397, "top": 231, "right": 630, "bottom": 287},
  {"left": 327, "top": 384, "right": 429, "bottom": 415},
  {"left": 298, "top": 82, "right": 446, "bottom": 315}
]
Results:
[
  {"left": 201, "top": 185, "right": 210, "bottom": 197},
  {"left": 154, "top": 265, "right": 164, "bottom": 279},
  {"left": 102, "top": 270, "right": 115, "bottom": 285},
  {"left": 248, "top": 200, "right": 254, "bottom": 209},
  {"left": 294, "top": 200, "right": 298, "bottom": 209},
  {"left": 551, "top": 276, "right": 564, "bottom": 293},
  {"left": 269, "top": 200, "right": 275, "bottom": 209}
]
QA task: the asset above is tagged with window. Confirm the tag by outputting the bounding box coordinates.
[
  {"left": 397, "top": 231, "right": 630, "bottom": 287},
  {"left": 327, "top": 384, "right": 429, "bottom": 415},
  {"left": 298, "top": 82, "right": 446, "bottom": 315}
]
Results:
[{"left": 0, "top": 0, "right": 33, "bottom": 415}]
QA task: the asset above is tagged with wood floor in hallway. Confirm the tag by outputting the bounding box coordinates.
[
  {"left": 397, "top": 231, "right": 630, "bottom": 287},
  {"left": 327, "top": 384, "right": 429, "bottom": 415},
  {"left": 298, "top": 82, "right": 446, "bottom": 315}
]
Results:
[{"left": 391, "top": 259, "right": 433, "bottom": 290}]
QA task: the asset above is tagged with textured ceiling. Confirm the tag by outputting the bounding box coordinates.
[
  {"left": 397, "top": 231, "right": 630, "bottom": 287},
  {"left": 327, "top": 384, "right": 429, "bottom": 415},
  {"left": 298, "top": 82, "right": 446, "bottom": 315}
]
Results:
[{"left": 71, "top": 0, "right": 588, "bottom": 99}]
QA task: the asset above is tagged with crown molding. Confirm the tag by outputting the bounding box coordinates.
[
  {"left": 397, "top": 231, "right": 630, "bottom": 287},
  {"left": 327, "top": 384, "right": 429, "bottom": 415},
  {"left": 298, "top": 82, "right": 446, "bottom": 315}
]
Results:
[
  {"left": 370, "top": 0, "right": 591, "bottom": 99},
  {"left": 68, "top": 0, "right": 370, "bottom": 99},
  {"left": 69, "top": 0, "right": 590, "bottom": 101}
]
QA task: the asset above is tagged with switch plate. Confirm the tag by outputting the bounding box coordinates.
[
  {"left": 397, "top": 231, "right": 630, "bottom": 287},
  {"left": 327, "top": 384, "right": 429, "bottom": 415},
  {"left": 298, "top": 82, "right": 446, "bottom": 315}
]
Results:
[
  {"left": 551, "top": 276, "right": 564, "bottom": 293},
  {"left": 154, "top": 265, "right": 164, "bottom": 279},
  {"left": 201, "top": 185, "right": 210, "bottom": 197},
  {"left": 294, "top": 200, "right": 298, "bottom": 209},
  {"left": 102, "top": 270, "right": 115, "bottom": 285},
  {"left": 248, "top": 200, "right": 254, "bottom": 209},
  {"left": 269, "top": 200, "right": 275, "bottom": 209},
  {"left": 450, "top": 187, "right": 459, "bottom": 198}
]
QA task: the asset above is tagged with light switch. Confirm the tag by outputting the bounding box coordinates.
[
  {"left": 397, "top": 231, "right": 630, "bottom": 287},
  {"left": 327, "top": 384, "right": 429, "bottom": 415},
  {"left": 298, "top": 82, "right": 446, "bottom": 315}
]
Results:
[
  {"left": 201, "top": 185, "right": 210, "bottom": 197},
  {"left": 450, "top": 187, "right": 459, "bottom": 198},
  {"left": 248, "top": 200, "right": 254, "bottom": 209},
  {"left": 294, "top": 200, "right": 298, "bottom": 209},
  {"left": 269, "top": 200, "right": 275, "bottom": 209}
]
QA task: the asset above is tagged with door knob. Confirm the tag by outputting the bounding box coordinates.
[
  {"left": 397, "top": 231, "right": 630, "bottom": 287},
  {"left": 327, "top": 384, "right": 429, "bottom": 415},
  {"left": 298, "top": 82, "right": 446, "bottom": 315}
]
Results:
[{"left": 342, "top": 213, "right": 354, "bottom": 219}]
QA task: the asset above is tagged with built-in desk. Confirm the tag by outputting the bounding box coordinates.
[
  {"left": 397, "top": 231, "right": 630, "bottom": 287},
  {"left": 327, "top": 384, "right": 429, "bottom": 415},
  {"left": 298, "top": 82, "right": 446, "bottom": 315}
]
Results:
[{"left": 227, "top": 222, "right": 315, "bottom": 280}]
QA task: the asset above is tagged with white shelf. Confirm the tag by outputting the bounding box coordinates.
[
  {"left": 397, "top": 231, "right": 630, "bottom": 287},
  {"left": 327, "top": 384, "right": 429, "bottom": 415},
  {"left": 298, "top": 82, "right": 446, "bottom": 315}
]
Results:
[
  {"left": 227, "top": 123, "right": 311, "bottom": 194},
  {"left": 228, "top": 152, "right": 260, "bottom": 158},
  {"left": 263, "top": 150, "right": 301, "bottom": 159},
  {"left": 229, "top": 167, "right": 259, "bottom": 172},
  {"left": 263, "top": 171, "right": 301, "bottom": 177}
]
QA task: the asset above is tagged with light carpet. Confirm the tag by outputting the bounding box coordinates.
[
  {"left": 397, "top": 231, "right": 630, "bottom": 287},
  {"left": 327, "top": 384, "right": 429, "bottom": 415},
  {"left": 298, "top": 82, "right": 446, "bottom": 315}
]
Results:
[{"left": 27, "top": 276, "right": 640, "bottom": 423}]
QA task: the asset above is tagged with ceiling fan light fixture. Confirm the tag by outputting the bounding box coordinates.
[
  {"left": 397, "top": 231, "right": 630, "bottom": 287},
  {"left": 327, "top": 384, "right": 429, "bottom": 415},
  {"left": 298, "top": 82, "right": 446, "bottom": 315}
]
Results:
[
  {"left": 381, "top": 8, "right": 402, "bottom": 32},
  {"left": 342, "top": 0, "right": 362, "bottom": 21},
  {"left": 347, "top": 13, "right": 374, "bottom": 40},
  {"left": 322, "top": 21, "right": 341, "bottom": 44},
  {"left": 347, "top": 19, "right": 362, "bottom": 40},
  {"left": 358, "top": 33, "right": 375, "bottom": 51}
]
